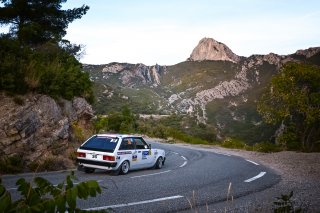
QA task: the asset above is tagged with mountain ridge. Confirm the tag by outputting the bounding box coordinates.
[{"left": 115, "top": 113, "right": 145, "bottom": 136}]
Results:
[{"left": 83, "top": 38, "right": 320, "bottom": 143}]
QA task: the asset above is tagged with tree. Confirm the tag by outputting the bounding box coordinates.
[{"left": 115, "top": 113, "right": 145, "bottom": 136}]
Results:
[
  {"left": 257, "top": 63, "right": 320, "bottom": 151},
  {"left": 0, "top": 0, "right": 89, "bottom": 45},
  {"left": 0, "top": 0, "right": 94, "bottom": 102}
]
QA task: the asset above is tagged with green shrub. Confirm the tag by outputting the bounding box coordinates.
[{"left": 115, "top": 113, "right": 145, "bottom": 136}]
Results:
[
  {"left": 252, "top": 142, "right": 282, "bottom": 153},
  {"left": 28, "top": 157, "right": 67, "bottom": 172},
  {"left": 278, "top": 131, "right": 301, "bottom": 151},
  {"left": 72, "top": 122, "right": 86, "bottom": 142},
  {"left": 273, "top": 191, "right": 305, "bottom": 213},
  {"left": 221, "top": 138, "right": 247, "bottom": 149},
  {"left": 0, "top": 37, "right": 94, "bottom": 103},
  {"left": 0, "top": 155, "right": 24, "bottom": 174}
]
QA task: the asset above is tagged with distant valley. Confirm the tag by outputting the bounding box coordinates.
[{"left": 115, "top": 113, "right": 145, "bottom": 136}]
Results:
[{"left": 83, "top": 38, "right": 320, "bottom": 144}]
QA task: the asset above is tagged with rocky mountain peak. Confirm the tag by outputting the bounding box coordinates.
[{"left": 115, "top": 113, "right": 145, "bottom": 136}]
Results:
[
  {"left": 295, "top": 47, "right": 320, "bottom": 58},
  {"left": 188, "top": 37, "right": 241, "bottom": 63}
]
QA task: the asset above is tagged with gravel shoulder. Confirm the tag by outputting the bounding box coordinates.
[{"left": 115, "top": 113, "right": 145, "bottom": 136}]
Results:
[{"left": 166, "top": 142, "right": 320, "bottom": 212}]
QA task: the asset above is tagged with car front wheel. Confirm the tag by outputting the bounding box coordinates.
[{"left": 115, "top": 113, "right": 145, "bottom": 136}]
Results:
[{"left": 155, "top": 157, "right": 163, "bottom": 169}]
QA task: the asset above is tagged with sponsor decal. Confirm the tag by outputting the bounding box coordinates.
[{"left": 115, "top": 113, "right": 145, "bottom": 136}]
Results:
[
  {"left": 117, "top": 151, "right": 132, "bottom": 155},
  {"left": 132, "top": 155, "right": 138, "bottom": 161},
  {"left": 142, "top": 150, "right": 151, "bottom": 160},
  {"left": 142, "top": 151, "right": 149, "bottom": 155}
]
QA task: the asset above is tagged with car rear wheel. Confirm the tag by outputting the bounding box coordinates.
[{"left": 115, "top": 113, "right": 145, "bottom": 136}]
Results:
[
  {"left": 155, "top": 157, "right": 163, "bottom": 169},
  {"left": 84, "top": 167, "right": 95, "bottom": 173},
  {"left": 120, "top": 160, "right": 130, "bottom": 175}
]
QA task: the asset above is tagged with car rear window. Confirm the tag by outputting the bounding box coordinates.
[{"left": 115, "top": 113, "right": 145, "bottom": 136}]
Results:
[{"left": 80, "top": 136, "right": 118, "bottom": 152}]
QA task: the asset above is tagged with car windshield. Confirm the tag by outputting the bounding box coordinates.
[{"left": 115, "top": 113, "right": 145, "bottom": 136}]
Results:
[{"left": 80, "top": 136, "right": 118, "bottom": 152}]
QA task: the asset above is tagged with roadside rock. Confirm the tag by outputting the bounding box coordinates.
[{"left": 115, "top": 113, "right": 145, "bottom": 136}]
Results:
[{"left": 0, "top": 93, "right": 94, "bottom": 172}]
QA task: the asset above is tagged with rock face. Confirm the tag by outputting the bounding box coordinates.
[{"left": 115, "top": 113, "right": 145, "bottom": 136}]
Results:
[
  {"left": 100, "top": 63, "right": 167, "bottom": 87},
  {"left": 295, "top": 47, "right": 320, "bottom": 58},
  {"left": 0, "top": 93, "right": 94, "bottom": 171},
  {"left": 188, "top": 37, "right": 241, "bottom": 63}
]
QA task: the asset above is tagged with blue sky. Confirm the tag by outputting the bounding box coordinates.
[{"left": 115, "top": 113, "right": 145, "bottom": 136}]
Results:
[{"left": 2, "top": 1, "right": 320, "bottom": 65}]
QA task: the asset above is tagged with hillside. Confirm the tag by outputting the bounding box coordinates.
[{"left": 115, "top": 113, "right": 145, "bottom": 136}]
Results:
[{"left": 83, "top": 38, "right": 320, "bottom": 144}]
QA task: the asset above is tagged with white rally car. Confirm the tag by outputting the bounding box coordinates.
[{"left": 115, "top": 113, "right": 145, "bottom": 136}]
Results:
[{"left": 76, "top": 134, "right": 166, "bottom": 175}]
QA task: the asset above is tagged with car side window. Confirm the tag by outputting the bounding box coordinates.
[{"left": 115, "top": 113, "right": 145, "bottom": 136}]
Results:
[
  {"left": 119, "top": 138, "right": 134, "bottom": 150},
  {"left": 134, "top": 138, "right": 148, "bottom": 149}
]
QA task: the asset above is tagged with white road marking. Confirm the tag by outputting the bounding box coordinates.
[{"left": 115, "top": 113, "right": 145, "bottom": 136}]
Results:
[
  {"left": 244, "top": 172, "right": 266, "bottom": 183},
  {"left": 179, "top": 155, "right": 188, "bottom": 168},
  {"left": 214, "top": 152, "right": 231, "bottom": 156},
  {"left": 179, "top": 161, "right": 187, "bottom": 168},
  {"left": 130, "top": 170, "right": 172, "bottom": 178},
  {"left": 245, "top": 159, "right": 259, "bottom": 165},
  {"left": 85, "top": 195, "right": 184, "bottom": 210}
]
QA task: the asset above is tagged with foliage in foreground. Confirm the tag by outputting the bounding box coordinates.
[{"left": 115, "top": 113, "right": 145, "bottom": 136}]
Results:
[
  {"left": 0, "top": 172, "right": 106, "bottom": 213},
  {"left": 273, "top": 191, "right": 306, "bottom": 213}
]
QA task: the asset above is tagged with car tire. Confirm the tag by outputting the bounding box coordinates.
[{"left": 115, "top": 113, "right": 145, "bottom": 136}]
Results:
[
  {"left": 119, "top": 160, "right": 130, "bottom": 175},
  {"left": 84, "top": 167, "right": 95, "bottom": 173},
  {"left": 155, "top": 157, "right": 163, "bottom": 169}
]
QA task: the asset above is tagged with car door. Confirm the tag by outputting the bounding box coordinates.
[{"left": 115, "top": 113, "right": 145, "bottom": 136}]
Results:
[
  {"left": 118, "top": 138, "right": 137, "bottom": 169},
  {"left": 133, "top": 137, "right": 154, "bottom": 168}
]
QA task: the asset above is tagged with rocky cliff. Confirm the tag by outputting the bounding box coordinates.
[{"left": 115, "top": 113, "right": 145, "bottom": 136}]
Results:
[
  {"left": 188, "top": 37, "right": 241, "bottom": 63},
  {"left": 0, "top": 93, "right": 94, "bottom": 173},
  {"left": 89, "top": 62, "right": 167, "bottom": 87}
]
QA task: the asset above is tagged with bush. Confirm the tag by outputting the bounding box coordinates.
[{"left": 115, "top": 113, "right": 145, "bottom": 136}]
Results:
[
  {"left": 28, "top": 157, "right": 68, "bottom": 172},
  {"left": 273, "top": 191, "right": 307, "bottom": 212},
  {"left": 0, "top": 154, "right": 24, "bottom": 174},
  {"left": 72, "top": 122, "right": 86, "bottom": 142},
  {"left": 221, "top": 138, "right": 247, "bottom": 149},
  {"left": 0, "top": 37, "right": 94, "bottom": 103},
  {"left": 278, "top": 131, "right": 301, "bottom": 151},
  {"left": 252, "top": 142, "right": 282, "bottom": 153}
]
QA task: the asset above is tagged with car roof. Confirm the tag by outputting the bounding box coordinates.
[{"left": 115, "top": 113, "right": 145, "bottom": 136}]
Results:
[{"left": 95, "top": 134, "right": 142, "bottom": 138}]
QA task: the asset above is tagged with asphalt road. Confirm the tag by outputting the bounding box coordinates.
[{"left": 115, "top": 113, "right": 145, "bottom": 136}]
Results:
[{"left": 2, "top": 141, "right": 280, "bottom": 212}]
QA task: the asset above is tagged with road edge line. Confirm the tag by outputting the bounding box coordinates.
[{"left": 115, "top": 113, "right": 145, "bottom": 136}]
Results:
[{"left": 85, "top": 195, "right": 184, "bottom": 210}]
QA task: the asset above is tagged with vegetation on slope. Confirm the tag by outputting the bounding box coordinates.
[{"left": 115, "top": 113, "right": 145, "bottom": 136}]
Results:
[
  {"left": 258, "top": 63, "right": 320, "bottom": 152},
  {"left": 0, "top": 0, "right": 93, "bottom": 103}
]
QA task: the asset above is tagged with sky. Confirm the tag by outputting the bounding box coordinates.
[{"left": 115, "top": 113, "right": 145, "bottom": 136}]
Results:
[{"left": 2, "top": 0, "right": 320, "bottom": 65}]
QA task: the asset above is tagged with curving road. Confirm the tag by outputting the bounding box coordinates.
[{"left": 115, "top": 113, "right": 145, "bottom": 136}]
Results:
[{"left": 2, "top": 141, "right": 280, "bottom": 212}]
